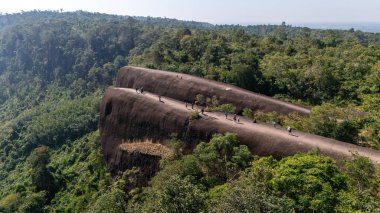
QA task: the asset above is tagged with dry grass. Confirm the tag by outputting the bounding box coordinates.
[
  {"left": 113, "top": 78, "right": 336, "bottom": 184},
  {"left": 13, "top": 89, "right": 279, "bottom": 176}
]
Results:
[{"left": 119, "top": 139, "right": 176, "bottom": 159}]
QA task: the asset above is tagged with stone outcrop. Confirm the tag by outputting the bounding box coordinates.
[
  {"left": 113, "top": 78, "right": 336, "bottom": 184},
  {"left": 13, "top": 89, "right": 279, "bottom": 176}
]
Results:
[
  {"left": 99, "top": 87, "right": 380, "bottom": 175},
  {"left": 116, "top": 66, "right": 311, "bottom": 115}
]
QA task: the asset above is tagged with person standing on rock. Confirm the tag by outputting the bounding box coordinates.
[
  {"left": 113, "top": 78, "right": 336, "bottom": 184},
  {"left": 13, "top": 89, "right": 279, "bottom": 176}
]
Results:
[
  {"left": 140, "top": 87, "right": 144, "bottom": 94},
  {"left": 185, "top": 102, "right": 188, "bottom": 108},
  {"left": 273, "top": 121, "right": 277, "bottom": 128},
  {"left": 237, "top": 116, "right": 240, "bottom": 123},
  {"left": 224, "top": 111, "right": 228, "bottom": 119},
  {"left": 233, "top": 114, "right": 237, "bottom": 123},
  {"left": 191, "top": 102, "right": 194, "bottom": 109},
  {"left": 158, "top": 95, "right": 161, "bottom": 102},
  {"left": 201, "top": 108, "right": 204, "bottom": 115},
  {"left": 287, "top": 126, "right": 292, "bottom": 135}
]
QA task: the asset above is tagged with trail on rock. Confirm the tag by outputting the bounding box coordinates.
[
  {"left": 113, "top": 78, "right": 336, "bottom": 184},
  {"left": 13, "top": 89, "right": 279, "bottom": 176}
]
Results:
[
  {"left": 116, "top": 88, "right": 380, "bottom": 164},
  {"left": 117, "top": 66, "right": 311, "bottom": 115}
]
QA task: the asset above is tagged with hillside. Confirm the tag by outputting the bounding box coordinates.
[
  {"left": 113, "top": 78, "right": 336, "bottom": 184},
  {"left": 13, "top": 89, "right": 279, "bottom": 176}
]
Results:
[{"left": 0, "top": 11, "right": 379, "bottom": 212}]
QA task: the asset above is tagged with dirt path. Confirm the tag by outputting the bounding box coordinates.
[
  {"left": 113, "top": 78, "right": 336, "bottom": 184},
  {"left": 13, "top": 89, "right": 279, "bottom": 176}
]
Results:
[{"left": 116, "top": 88, "right": 380, "bottom": 164}]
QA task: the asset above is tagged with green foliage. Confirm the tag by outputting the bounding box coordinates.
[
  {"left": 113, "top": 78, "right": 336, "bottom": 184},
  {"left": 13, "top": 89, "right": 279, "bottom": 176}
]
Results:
[
  {"left": 271, "top": 153, "right": 347, "bottom": 212},
  {"left": 242, "top": 107, "right": 253, "bottom": 119},
  {"left": 127, "top": 155, "right": 203, "bottom": 212},
  {"left": 194, "top": 133, "right": 252, "bottom": 184},
  {"left": 248, "top": 103, "right": 378, "bottom": 147},
  {"left": 163, "top": 133, "right": 185, "bottom": 156},
  {"left": 157, "top": 175, "right": 206, "bottom": 213},
  {"left": 150, "top": 155, "right": 203, "bottom": 189},
  {"left": 208, "top": 103, "right": 236, "bottom": 114},
  {"left": 188, "top": 110, "right": 201, "bottom": 120},
  {"left": 212, "top": 182, "right": 295, "bottom": 213},
  {"left": 1, "top": 10, "right": 380, "bottom": 212},
  {"left": 195, "top": 94, "right": 206, "bottom": 106},
  {"left": 89, "top": 180, "right": 127, "bottom": 213},
  {"left": 336, "top": 155, "right": 380, "bottom": 212},
  {"left": 308, "top": 103, "right": 343, "bottom": 137},
  {"left": 0, "top": 193, "right": 21, "bottom": 213},
  {"left": 47, "top": 131, "right": 109, "bottom": 212},
  {"left": 345, "top": 154, "right": 378, "bottom": 193},
  {"left": 254, "top": 111, "right": 282, "bottom": 124},
  {"left": 90, "top": 188, "right": 127, "bottom": 213},
  {"left": 18, "top": 191, "right": 47, "bottom": 213},
  {"left": 28, "top": 146, "right": 56, "bottom": 200},
  {"left": 204, "top": 183, "right": 229, "bottom": 209}
]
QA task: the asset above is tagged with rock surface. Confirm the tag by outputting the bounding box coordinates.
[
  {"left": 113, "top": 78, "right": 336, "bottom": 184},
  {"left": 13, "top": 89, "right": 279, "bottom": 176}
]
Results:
[
  {"left": 116, "top": 66, "right": 311, "bottom": 115},
  {"left": 100, "top": 86, "right": 380, "bottom": 175}
]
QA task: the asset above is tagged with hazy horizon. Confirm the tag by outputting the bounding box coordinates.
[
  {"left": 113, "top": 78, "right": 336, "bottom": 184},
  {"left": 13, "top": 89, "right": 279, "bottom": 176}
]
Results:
[
  {"left": 1, "top": 0, "right": 380, "bottom": 33},
  {"left": 1, "top": 0, "right": 379, "bottom": 23}
]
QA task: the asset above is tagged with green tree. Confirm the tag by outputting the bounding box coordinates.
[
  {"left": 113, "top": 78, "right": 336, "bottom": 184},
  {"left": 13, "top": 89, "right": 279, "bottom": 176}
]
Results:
[
  {"left": 194, "top": 133, "right": 252, "bottom": 184},
  {"left": 271, "top": 153, "right": 347, "bottom": 212},
  {"left": 29, "top": 146, "right": 56, "bottom": 200},
  {"left": 212, "top": 182, "right": 295, "bottom": 213},
  {"left": 336, "top": 155, "right": 380, "bottom": 212},
  {"left": 157, "top": 175, "right": 205, "bottom": 213}
]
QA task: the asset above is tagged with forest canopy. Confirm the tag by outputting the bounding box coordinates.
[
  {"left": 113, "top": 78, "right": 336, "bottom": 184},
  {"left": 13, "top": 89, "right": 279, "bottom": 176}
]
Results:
[{"left": 0, "top": 11, "right": 379, "bottom": 212}]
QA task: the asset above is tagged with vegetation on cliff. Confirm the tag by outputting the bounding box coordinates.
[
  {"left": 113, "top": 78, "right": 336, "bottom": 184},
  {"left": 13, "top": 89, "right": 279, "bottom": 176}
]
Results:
[
  {"left": 127, "top": 134, "right": 380, "bottom": 212},
  {"left": 0, "top": 11, "right": 379, "bottom": 212}
]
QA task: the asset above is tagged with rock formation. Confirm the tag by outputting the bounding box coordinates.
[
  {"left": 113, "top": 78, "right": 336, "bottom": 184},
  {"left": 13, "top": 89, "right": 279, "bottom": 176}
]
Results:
[
  {"left": 116, "top": 66, "right": 311, "bottom": 115},
  {"left": 100, "top": 80, "right": 380, "bottom": 175}
]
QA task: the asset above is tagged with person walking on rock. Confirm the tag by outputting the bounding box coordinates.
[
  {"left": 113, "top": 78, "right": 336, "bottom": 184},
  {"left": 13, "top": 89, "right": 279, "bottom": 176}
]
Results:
[
  {"left": 273, "top": 121, "right": 277, "bottom": 128},
  {"left": 233, "top": 114, "right": 237, "bottom": 123},
  {"left": 224, "top": 111, "right": 228, "bottom": 119}
]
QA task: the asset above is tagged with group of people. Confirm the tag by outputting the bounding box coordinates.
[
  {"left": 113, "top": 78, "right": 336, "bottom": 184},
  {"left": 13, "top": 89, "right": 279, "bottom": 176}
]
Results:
[
  {"left": 185, "top": 102, "right": 194, "bottom": 109},
  {"left": 233, "top": 114, "right": 240, "bottom": 123},
  {"left": 135, "top": 87, "right": 144, "bottom": 94},
  {"left": 273, "top": 121, "right": 293, "bottom": 135},
  {"left": 146, "top": 90, "right": 294, "bottom": 135},
  {"left": 224, "top": 112, "right": 240, "bottom": 123}
]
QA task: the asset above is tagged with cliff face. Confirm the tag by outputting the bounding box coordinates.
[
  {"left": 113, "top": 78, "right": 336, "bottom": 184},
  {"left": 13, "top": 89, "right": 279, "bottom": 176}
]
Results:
[
  {"left": 116, "top": 66, "right": 311, "bottom": 115},
  {"left": 99, "top": 89, "right": 188, "bottom": 174}
]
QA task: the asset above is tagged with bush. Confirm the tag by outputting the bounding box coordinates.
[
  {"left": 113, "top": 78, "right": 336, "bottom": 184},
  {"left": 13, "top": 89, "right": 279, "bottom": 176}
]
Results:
[
  {"left": 254, "top": 111, "right": 284, "bottom": 125},
  {"left": 242, "top": 108, "right": 253, "bottom": 119},
  {"left": 208, "top": 103, "right": 236, "bottom": 114},
  {"left": 189, "top": 110, "right": 201, "bottom": 120}
]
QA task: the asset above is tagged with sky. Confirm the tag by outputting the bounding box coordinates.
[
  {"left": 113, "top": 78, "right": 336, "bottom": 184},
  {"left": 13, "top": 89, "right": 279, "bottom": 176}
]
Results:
[{"left": 0, "top": 0, "right": 379, "bottom": 24}]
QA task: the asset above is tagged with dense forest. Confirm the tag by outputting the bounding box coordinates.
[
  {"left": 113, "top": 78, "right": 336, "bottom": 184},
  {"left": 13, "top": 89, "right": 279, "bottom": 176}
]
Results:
[{"left": 0, "top": 11, "right": 379, "bottom": 212}]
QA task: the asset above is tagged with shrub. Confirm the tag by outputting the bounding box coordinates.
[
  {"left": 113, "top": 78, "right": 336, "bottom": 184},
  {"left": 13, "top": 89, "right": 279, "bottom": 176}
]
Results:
[
  {"left": 189, "top": 110, "right": 201, "bottom": 120},
  {"left": 208, "top": 104, "right": 236, "bottom": 114},
  {"left": 242, "top": 108, "right": 254, "bottom": 119}
]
